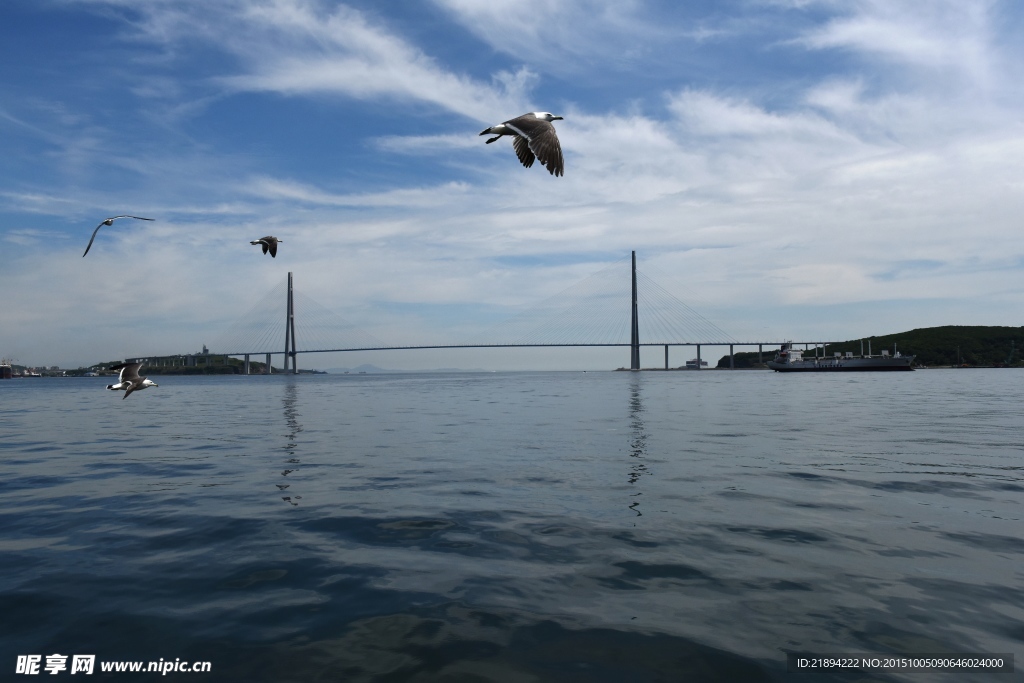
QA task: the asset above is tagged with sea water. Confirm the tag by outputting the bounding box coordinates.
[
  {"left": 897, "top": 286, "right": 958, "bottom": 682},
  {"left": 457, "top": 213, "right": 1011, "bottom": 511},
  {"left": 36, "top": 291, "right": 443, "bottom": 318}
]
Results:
[{"left": 1, "top": 370, "right": 1021, "bottom": 681}]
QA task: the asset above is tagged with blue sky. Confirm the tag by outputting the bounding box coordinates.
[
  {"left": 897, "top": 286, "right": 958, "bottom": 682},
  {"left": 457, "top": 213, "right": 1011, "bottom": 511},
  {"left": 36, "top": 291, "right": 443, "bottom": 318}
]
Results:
[{"left": 2, "top": 0, "right": 1023, "bottom": 369}]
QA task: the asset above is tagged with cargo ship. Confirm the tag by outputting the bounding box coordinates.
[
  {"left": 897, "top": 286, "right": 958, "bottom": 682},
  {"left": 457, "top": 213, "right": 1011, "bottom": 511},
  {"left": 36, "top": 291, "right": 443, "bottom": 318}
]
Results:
[{"left": 767, "top": 343, "right": 914, "bottom": 372}]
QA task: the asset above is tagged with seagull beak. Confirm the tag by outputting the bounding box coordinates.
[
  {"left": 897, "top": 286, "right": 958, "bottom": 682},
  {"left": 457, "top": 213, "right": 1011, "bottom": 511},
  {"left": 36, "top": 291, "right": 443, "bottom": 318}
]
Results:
[{"left": 553, "top": 116, "right": 564, "bottom": 120}]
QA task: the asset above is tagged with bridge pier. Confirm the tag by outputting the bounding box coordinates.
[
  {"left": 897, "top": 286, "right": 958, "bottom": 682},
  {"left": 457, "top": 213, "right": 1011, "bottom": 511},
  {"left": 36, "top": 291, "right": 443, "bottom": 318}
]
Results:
[
  {"left": 759, "top": 344, "right": 762, "bottom": 364},
  {"left": 266, "top": 353, "right": 272, "bottom": 374},
  {"left": 730, "top": 344, "right": 734, "bottom": 369},
  {"left": 630, "top": 252, "right": 640, "bottom": 371},
  {"left": 664, "top": 344, "right": 669, "bottom": 370},
  {"left": 696, "top": 344, "right": 701, "bottom": 370},
  {"left": 244, "top": 354, "right": 250, "bottom": 375},
  {"left": 285, "top": 272, "right": 298, "bottom": 375}
]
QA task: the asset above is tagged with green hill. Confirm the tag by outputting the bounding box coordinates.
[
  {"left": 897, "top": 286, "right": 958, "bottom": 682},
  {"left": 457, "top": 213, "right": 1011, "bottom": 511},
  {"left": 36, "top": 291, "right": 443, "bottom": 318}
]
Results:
[{"left": 717, "top": 326, "right": 1024, "bottom": 368}]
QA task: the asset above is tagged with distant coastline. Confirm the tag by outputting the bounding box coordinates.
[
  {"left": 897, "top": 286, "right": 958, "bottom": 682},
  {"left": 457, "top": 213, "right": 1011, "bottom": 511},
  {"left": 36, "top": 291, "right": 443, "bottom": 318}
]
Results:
[{"left": 4, "top": 325, "right": 1021, "bottom": 377}]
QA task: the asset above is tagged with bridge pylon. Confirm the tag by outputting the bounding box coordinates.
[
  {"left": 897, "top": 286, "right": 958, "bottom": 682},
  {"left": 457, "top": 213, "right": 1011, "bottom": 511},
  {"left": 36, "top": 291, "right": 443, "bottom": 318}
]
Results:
[
  {"left": 630, "top": 251, "right": 640, "bottom": 370},
  {"left": 284, "top": 272, "right": 297, "bottom": 373}
]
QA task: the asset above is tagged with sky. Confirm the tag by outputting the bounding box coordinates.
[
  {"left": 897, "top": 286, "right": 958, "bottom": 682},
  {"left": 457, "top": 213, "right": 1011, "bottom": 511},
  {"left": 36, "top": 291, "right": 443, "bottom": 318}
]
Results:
[{"left": 2, "top": 0, "right": 1023, "bottom": 370}]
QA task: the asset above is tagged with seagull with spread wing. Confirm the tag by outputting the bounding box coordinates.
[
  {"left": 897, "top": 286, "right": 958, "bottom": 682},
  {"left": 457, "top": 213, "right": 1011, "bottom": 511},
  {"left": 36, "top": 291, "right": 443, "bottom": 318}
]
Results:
[
  {"left": 82, "top": 216, "right": 155, "bottom": 257},
  {"left": 106, "top": 362, "right": 158, "bottom": 399},
  {"left": 480, "top": 112, "right": 564, "bottom": 176},
  {"left": 250, "top": 236, "right": 283, "bottom": 258}
]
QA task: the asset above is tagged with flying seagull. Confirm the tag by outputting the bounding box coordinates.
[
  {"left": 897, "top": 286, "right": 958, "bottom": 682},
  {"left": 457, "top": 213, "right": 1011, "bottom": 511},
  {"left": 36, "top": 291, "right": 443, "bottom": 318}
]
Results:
[
  {"left": 82, "top": 216, "right": 155, "bottom": 257},
  {"left": 250, "top": 236, "right": 283, "bottom": 258},
  {"left": 106, "top": 362, "right": 158, "bottom": 400},
  {"left": 480, "top": 112, "right": 564, "bottom": 176}
]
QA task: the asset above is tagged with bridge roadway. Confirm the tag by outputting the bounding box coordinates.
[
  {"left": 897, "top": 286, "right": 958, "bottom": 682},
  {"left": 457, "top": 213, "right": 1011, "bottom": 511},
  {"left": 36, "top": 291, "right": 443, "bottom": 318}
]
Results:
[{"left": 222, "top": 341, "right": 835, "bottom": 373}]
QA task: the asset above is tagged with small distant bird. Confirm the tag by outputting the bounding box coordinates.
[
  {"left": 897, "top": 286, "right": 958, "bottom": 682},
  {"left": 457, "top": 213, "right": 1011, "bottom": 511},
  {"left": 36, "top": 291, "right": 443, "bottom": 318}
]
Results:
[
  {"left": 82, "top": 216, "right": 155, "bottom": 257},
  {"left": 106, "top": 362, "right": 158, "bottom": 399},
  {"left": 250, "top": 236, "right": 283, "bottom": 258},
  {"left": 480, "top": 112, "right": 564, "bottom": 176}
]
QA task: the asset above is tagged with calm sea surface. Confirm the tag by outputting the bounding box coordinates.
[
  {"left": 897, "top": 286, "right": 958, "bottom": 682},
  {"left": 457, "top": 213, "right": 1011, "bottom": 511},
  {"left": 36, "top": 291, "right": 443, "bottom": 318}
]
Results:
[{"left": 1, "top": 370, "right": 1021, "bottom": 682}]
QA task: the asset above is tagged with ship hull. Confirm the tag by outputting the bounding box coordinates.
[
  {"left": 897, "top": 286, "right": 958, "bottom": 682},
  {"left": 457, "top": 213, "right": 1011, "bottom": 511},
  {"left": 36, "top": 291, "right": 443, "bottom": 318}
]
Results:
[{"left": 768, "top": 358, "right": 914, "bottom": 372}]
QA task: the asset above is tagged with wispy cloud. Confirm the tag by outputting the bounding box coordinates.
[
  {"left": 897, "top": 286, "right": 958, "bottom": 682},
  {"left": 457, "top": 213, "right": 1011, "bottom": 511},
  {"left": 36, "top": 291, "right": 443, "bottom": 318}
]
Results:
[
  {"left": 99, "top": 0, "right": 535, "bottom": 122},
  {"left": 432, "top": 0, "right": 670, "bottom": 69},
  {"left": 243, "top": 176, "right": 472, "bottom": 209},
  {"left": 374, "top": 133, "right": 480, "bottom": 155},
  {"left": 792, "top": 0, "right": 997, "bottom": 88}
]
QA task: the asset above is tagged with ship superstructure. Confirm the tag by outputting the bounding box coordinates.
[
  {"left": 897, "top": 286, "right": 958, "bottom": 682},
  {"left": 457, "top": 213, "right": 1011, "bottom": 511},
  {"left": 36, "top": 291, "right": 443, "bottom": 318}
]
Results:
[{"left": 767, "top": 343, "right": 914, "bottom": 372}]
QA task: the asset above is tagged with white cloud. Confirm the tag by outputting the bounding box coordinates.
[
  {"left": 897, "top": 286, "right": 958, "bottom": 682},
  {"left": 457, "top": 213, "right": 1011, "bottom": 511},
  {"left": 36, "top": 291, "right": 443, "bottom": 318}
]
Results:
[
  {"left": 374, "top": 133, "right": 479, "bottom": 155},
  {"left": 793, "top": 0, "right": 997, "bottom": 87},
  {"left": 105, "top": 0, "right": 534, "bottom": 122},
  {"left": 243, "top": 176, "right": 472, "bottom": 209},
  {"left": 668, "top": 90, "right": 856, "bottom": 142},
  {"left": 431, "top": 0, "right": 668, "bottom": 69}
]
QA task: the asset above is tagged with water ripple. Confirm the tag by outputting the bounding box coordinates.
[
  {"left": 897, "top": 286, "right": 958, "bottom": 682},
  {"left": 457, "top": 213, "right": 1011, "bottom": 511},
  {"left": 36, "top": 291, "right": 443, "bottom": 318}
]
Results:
[{"left": 2, "top": 371, "right": 1021, "bottom": 681}]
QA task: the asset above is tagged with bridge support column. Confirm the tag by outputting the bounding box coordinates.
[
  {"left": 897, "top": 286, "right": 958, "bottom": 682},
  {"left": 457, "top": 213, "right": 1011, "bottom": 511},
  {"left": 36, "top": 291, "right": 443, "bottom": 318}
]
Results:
[
  {"left": 664, "top": 345, "right": 669, "bottom": 370},
  {"left": 285, "top": 272, "right": 298, "bottom": 374},
  {"left": 759, "top": 344, "right": 762, "bottom": 364},
  {"left": 696, "top": 344, "right": 701, "bottom": 370},
  {"left": 630, "top": 251, "right": 640, "bottom": 371},
  {"left": 244, "top": 354, "right": 250, "bottom": 375},
  {"left": 266, "top": 353, "right": 272, "bottom": 374},
  {"left": 730, "top": 344, "right": 734, "bottom": 369}
]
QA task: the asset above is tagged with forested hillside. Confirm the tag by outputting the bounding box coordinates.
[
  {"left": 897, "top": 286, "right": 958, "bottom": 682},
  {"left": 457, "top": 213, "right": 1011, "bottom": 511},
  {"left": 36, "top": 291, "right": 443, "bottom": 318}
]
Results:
[{"left": 718, "top": 326, "right": 1023, "bottom": 368}]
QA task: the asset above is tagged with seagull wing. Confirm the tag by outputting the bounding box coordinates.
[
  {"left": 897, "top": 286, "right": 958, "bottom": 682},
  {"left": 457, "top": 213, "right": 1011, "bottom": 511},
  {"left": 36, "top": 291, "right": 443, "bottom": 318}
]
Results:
[
  {"left": 83, "top": 223, "right": 105, "bottom": 257},
  {"left": 110, "top": 362, "right": 143, "bottom": 383},
  {"left": 268, "top": 240, "right": 278, "bottom": 258},
  {"left": 512, "top": 135, "right": 535, "bottom": 169},
  {"left": 123, "top": 380, "right": 138, "bottom": 399},
  {"left": 84, "top": 217, "right": 154, "bottom": 256},
  {"left": 506, "top": 116, "right": 564, "bottom": 177},
  {"left": 261, "top": 241, "right": 269, "bottom": 254}
]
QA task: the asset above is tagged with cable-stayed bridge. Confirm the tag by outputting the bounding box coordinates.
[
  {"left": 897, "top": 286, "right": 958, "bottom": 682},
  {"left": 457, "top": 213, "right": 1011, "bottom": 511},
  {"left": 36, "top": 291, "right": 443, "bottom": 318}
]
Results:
[{"left": 209, "top": 252, "right": 794, "bottom": 372}]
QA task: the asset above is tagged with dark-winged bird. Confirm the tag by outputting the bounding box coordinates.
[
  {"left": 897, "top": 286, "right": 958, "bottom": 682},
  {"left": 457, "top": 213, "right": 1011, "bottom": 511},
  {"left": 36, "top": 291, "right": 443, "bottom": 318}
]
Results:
[
  {"left": 83, "top": 216, "right": 155, "bottom": 257},
  {"left": 480, "top": 112, "right": 564, "bottom": 176},
  {"left": 250, "top": 236, "right": 283, "bottom": 258},
  {"left": 106, "top": 362, "right": 158, "bottom": 399}
]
